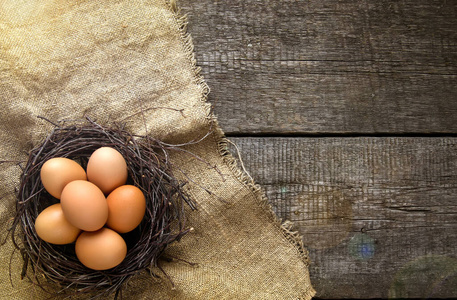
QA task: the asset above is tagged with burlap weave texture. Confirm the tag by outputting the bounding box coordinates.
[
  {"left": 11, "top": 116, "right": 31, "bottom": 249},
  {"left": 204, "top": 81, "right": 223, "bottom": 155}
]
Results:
[{"left": 0, "top": 0, "right": 315, "bottom": 298}]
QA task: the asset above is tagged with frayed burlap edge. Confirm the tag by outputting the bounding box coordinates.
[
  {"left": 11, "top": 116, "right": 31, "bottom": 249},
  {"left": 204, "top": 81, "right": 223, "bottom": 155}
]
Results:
[{"left": 166, "top": 1, "right": 315, "bottom": 298}]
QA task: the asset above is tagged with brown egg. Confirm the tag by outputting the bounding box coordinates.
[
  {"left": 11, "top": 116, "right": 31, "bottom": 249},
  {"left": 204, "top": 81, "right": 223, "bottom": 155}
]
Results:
[
  {"left": 40, "top": 157, "right": 87, "bottom": 199},
  {"left": 86, "top": 147, "right": 128, "bottom": 194},
  {"left": 106, "top": 185, "right": 146, "bottom": 233},
  {"left": 34, "top": 204, "right": 81, "bottom": 245},
  {"left": 75, "top": 228, "right": 127, "bottom": 270},
  {"left": 60, "top": 180, "right": 108, "bottom": 231}
]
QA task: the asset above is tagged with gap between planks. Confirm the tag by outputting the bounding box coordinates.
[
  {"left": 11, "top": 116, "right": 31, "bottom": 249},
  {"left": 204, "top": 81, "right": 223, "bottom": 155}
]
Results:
[{"left": 226, "top": 132, "right": 457, "bottom": 138}]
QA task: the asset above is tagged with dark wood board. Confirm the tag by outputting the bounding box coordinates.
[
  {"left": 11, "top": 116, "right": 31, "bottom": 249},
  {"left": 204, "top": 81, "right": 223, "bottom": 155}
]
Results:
[
  {"left": 177, "top": 0, "right": 457, "bottom": 298},
  {"left": 179, "top": 0, "right": 457, "bottom": 135},
  {"left": 229, "top": 137, "right": 457, "bottom": 299}
]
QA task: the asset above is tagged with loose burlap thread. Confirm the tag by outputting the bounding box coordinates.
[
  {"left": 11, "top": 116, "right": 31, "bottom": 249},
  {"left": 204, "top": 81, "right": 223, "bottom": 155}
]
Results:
[{"left": 0, "top": 0, "right": 315, "bottom": 299}]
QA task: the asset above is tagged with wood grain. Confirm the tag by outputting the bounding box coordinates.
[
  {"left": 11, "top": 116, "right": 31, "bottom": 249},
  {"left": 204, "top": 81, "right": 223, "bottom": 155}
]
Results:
[
  {"left": 177, "top": 0, "right": 457, "bottom": 298},
  {"left": 179, "top": 0, "right": 457, "bottom": 135},
  {"left": 228, "top": 137, "right": 457, "bottom": 299}
]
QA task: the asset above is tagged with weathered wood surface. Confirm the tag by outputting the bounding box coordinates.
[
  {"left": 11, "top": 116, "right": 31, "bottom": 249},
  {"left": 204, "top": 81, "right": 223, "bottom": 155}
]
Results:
[
  {"left": 178, "top": 0, "right": 457, "bottom": 298},
  {"left": 180, "top": 0, "right": 457, "bottom": 135},
  {"left": 229, "top": 137, "right": 457, "bottom": 299}
]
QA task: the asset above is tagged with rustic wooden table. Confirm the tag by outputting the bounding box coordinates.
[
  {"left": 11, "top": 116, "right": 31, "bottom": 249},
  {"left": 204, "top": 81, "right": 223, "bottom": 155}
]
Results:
[{"left": 179, "top": 0, "right": 457, "bottom": 298}]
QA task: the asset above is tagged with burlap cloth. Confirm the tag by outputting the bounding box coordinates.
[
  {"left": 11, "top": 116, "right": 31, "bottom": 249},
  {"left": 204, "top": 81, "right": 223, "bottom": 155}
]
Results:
[{"left": 0, "top": 0, "right": 315, "bottom": 299}]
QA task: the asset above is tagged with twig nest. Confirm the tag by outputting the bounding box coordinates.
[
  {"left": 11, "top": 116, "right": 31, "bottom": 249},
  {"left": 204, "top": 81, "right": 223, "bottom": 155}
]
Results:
[{"left": 10, "top": 118, "right": 193, "bottom": 298}]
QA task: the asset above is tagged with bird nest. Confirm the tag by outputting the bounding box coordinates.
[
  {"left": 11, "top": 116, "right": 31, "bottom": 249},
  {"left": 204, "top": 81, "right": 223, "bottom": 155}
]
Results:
[{"left": 9, "top": 118, "right": 195, "bottom": 298}]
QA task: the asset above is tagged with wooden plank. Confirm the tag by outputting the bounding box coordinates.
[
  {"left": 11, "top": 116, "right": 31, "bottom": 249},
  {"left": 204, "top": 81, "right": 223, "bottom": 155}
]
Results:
[
  {"left": 179, "top": 0, "right": 457, "bottom": 134},
  {"left": 228, "top": 137, "right": 457, "bottom": 299}
]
